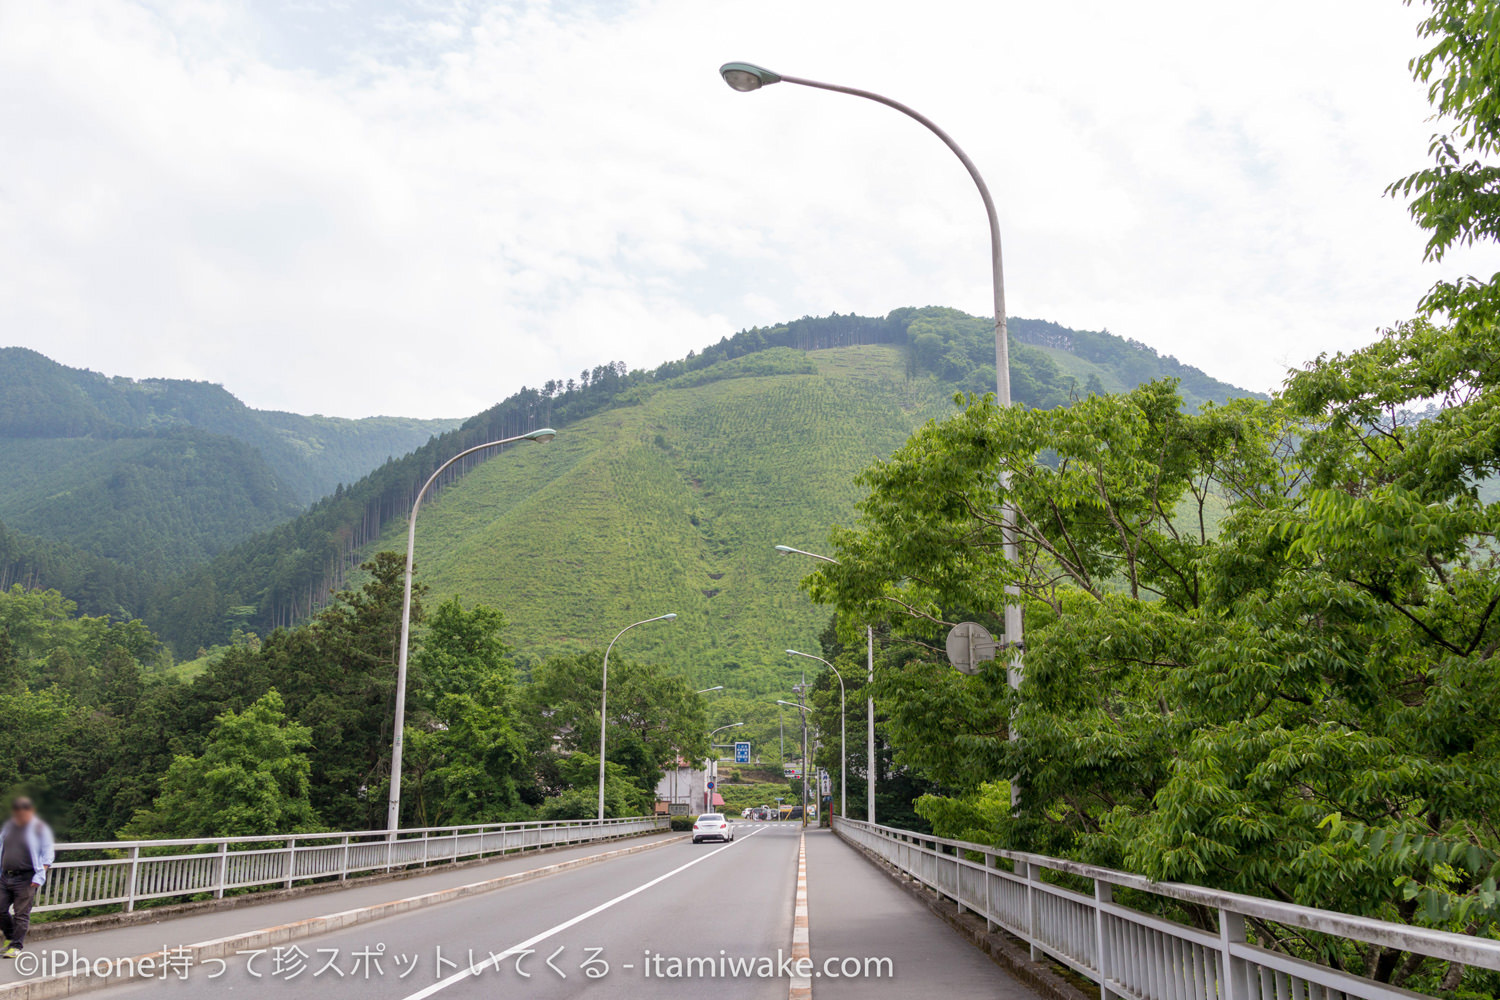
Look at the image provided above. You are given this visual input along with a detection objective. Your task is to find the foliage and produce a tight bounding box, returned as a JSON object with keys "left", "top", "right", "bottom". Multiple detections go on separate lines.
{"left": 537, "top": 754, "right": 652, "bottom": 820}
{"left": 523, "top": 649, "right": 709, "bottom": 802}
{"left": 807, "top": 365, "right": 1500, "bottom": 989}
{"left": 121, "top": 690, "right": 319, "bottom": 839}
{"left": 402, "top": 599, "right": 529, "bottom": 826}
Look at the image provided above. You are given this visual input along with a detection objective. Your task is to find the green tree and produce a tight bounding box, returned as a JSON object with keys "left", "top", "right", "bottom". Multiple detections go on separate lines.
{"left": 0, "top": 627, "right": 20, "bottom": 695}
{"left": 536, "top": 753, "right": 652, "bottom": 820}
{"left": 523, "top": 650, "right": 707, "bottom": 804}
{"left": 122, "top": 690, "right": 319, "bottom": 838}
{"left": 402, "top": 598, "right": 527, "bottom": 826}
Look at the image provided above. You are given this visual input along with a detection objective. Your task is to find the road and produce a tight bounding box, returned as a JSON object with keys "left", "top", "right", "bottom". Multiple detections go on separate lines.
{"left": 11, "top": 823, "right": 1042, "bottom": 1000}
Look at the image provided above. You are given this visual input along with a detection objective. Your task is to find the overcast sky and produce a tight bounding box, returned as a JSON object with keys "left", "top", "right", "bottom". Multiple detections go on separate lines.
{"left": 1, "top": 1, "right": 1488, "bottom": 418}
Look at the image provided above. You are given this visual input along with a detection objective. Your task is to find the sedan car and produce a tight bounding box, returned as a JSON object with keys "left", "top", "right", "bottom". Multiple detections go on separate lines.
{"left": 692, "top": 813, "right": 734, "bottom": 843}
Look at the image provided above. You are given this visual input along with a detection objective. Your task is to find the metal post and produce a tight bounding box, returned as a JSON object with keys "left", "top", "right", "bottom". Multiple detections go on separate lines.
{"left": 801, "top": 694, "right": 809, "bottom": 828}
{"left": 126, "top": 845, "right": 141, "bottom": 911}
{"left": 868, "top": 625, "right": 876, "bottom": 824}
{"left": 283, "top": 837, "right": 297, "bottom": 890}
{"left": 387, "top": 429, "right": 555, "bottom": 833}
{"left": 984, "top": 852, "right": 997, "bottom": 932}
{"left": 339, "top": 835, "right": 350, "bottom": 881}
{"left": 1025, "top": 860, "right": 1041, "bottom": 959}
{"left": 1095, "top": 880, "right": 1114, "bottom": 1000}
{"left": 1218, "top": 909, "right": 1251, "bottom": 1000}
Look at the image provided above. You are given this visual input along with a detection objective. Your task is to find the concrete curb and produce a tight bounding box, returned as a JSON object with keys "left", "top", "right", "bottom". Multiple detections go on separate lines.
{"left": 28, "top": 830, "right": 669, "bottom": 943}
{"left": 2, "top": 833, "right": 687, "bottom": 1000}
{"left": 833, "top": 829, "right": 1092, "bottom": 1000}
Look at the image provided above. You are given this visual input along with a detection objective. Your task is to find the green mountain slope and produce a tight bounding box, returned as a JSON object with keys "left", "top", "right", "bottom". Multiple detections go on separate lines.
{"left": 0, "top": 348, "right": 459, "bottom": 502}
{"left": 0, "top": 348, "right": 460, "bottom": 582}
{"left": 368, "top": 345, "right": 949, "bottom": 692}
{"left": 156, "top": 308, "right": 1254, "bottom": 656}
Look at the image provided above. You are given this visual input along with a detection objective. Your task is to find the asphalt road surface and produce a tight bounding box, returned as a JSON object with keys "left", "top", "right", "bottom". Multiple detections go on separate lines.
{"left": 19, "top": 823, "right": 1041, "bottom": 1000}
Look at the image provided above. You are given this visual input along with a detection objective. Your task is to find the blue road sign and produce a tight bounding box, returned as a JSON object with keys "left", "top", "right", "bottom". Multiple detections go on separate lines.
{"left": 734, "top": 741, "right": 750, "bottom": 764}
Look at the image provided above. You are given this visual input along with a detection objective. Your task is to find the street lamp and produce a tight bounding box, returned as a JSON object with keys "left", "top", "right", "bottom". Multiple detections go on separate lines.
{"left": 737, "top": 64, "right": 1025, "bottom": 806}
{"left": 696, "top": 686, "right": 725, "bottom": 694}
{"left": 775, "top": 543, "right": 878, "bottom": 825}
{"left": 387, "top": 427, "right": 556, "bottom": 833}
{"left": 599, "top": 613, "right": 677, "bottom": 821}
{"left": 788, "top": 649, "right": 845, "bottom": 820}
{"left": 705, "top": 722, "right": 745, "bottom": 814}
{"left": 775, "top": 698, "right": 811, "bottom": 827}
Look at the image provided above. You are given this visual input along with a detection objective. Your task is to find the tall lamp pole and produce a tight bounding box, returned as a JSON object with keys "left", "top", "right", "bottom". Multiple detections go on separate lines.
{"left": 787, "top": 649, "right": 845, "bottom": 820}
{"left": 735, "top": 62, "right": 1024, "bottom": 806}
{"left": 599, "top": 613, "right": 677, "bottom": 821}
{"left": 776, "top": 698, "right": 811, "bottom": 827}
{"left": 775, "top": 544, "right": 877, "bottom": 824}
{"left": 387, "top": 427, "right": 556, "bottom": 833}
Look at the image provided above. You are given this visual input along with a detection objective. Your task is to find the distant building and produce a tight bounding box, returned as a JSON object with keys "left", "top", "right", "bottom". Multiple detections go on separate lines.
{"left": 654, "top": 760, "right": 722, "bottom": 813}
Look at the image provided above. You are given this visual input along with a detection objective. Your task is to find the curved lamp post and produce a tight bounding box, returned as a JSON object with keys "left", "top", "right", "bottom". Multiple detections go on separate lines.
{"left": 599, "top": 613, "right": 677, "bottom": 820}
{"left": 775, "top": 543, "right": 877, "bottom": 824}
{"left": 736, "top": 62, "right": 1025, "bottom": 804}
{"left": 787, "top": 649, "right": 845, "bottom": 820}
{"left": 387, "top": 427, "right": 557, "bottom": 832}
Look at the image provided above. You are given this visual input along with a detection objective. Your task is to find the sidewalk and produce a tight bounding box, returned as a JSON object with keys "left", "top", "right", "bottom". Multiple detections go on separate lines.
{"left": 803, "top": 828, "right": 1042, "bottom": 999}
{"left": 0, "top": 831, "right": 678, "bottom": 986}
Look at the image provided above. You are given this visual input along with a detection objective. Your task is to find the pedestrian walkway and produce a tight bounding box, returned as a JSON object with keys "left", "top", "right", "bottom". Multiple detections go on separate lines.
{"left": 0, "top": 831, "right": 678, "bottom": 987}
{"left": 802, "top": 828, "right": 1042, "bottom": 999}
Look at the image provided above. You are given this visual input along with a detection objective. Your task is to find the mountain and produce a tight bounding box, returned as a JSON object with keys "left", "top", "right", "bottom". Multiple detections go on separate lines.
{"left": 154, "top": 308, "right": 1254, "bottom": 663}
{"left": 0, "top": 347, "right": 459, "bottom": 581}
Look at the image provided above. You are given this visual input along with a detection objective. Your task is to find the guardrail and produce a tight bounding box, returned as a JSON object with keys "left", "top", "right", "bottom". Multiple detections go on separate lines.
{"left": 834, "top": 817, "right": 1500, "bottom": 1000}
{"left": 37, "top": 815, "right": 668, "bottom": 914}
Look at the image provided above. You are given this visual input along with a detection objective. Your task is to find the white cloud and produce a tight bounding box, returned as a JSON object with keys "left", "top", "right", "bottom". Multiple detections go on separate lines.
{"left": 0, "top": 0, "right": 1491, "bottom": 417}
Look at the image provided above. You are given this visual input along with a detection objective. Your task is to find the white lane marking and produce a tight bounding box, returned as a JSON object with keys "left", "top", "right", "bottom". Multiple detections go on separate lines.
{"left": 397, "top": 826, "right": 763, "bottom": 1000}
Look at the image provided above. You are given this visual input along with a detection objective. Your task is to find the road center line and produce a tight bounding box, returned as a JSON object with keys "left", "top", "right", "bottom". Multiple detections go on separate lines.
{"left": 790, "top": 831, "right": 811, "bottom": 1000}
{"left": 397, "top": 826, "right": 763, "bottom": 1000}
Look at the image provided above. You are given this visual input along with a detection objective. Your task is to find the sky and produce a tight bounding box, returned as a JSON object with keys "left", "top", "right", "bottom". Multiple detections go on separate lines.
{"left": 0, "top": 0, "right": 1490, "bottom": 419}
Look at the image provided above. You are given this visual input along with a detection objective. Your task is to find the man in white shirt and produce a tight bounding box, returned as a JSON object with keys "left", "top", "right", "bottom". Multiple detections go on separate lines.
{"left": 0, "top": 797, "right": 54, "bottom": 959}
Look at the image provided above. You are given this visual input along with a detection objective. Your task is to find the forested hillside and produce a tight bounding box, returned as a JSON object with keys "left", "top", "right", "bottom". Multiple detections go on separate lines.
{"left": 0, "top": 348, "right": 458, "bottom": 585}
{"left": 158, "top": 307, "right": 1252, "bottom": 658}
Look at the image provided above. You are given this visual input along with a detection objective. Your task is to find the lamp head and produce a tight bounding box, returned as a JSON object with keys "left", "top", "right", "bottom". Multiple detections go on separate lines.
{"left": 524, "top": 428, "right": 558, "bottom": 442}
{"left": 660, "top": 613, "right": 678, "bottom": 621}
{"left": 720, "top": 62, "right": 782, "bottom": 92}
{"left": 774, "top": 545, "right": 794, "bottom": 554}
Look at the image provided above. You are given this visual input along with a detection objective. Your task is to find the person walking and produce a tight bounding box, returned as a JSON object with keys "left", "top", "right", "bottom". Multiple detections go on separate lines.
{"left": 0, "top": 797, "right": 54, "bottom": 958}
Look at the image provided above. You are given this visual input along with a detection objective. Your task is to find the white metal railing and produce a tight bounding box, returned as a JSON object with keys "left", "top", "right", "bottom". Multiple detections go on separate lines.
{"left": 36, "top": 815, "right": 668, "bottom": 914}
{"left": 834, "top": 817, "right": 1500, "bottom": 1000}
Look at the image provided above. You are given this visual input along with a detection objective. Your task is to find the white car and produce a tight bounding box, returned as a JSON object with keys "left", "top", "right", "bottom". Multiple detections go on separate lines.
{"left": 692, "top": 813, "right": 734, "bottom": 843}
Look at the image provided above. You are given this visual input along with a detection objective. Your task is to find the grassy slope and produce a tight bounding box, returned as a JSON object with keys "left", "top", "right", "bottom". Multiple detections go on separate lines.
{"left": 362, "top": 345, "right": 949, "bottom": 695}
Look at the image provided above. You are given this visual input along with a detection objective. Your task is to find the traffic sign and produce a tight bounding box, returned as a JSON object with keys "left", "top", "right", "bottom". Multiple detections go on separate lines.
{"left": 946, "top": 621, "right": 998, "bottom": 675}
{"left": 734, "top": 741, "right": 750, "bottom": 764}
{"left": 707, "top": 781, "right": 715, "bottom": 789}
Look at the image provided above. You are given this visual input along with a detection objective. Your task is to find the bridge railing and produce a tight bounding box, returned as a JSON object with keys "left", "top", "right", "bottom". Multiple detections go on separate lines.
{"left": 37, "top": 815, "right": 668, "bottom": 915}
{"left": 833, "top": 817, "right": 1500, "bottom": 1000}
